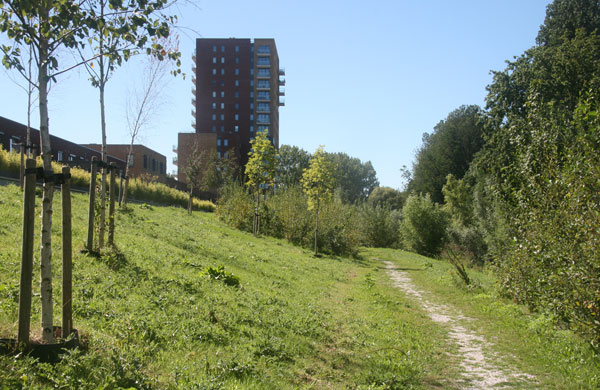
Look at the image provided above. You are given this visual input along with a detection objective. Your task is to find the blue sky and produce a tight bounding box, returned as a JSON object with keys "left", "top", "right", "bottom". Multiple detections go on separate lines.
{"left": 0, "top": 0, "right": 551, "bottom": 189}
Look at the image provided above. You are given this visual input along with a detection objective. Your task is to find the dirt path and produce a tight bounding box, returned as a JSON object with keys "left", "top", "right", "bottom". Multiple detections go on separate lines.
{"left": 383, "top": 261, "right": 537, "bottom": 389}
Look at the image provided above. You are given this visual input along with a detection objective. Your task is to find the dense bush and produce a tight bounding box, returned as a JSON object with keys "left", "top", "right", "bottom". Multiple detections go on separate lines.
{"left": 358, "top": 204, "right": 401, "bottom": 248}
{"left": 401, "top": 194, "right": 449, "bottom": 257}
{"left": 0, "top": 146, "right": 215, "bottom": 212}
{"left": 216, "top": 182, "right": 254, "bottom": 231}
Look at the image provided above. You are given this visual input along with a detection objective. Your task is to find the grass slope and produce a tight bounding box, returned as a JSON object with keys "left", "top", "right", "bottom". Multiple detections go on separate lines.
{"left": 0, "top": 184, "right": 453, "bottom": 389}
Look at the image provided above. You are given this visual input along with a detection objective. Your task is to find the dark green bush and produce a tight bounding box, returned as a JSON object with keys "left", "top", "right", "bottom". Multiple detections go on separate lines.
{"left": 358, "top": 204, "right": 401, "bottom": 248}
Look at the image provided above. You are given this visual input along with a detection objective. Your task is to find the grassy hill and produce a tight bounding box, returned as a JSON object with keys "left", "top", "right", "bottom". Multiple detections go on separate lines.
{"left": 0, "top": 184, "right": 451, "bottom": 388}
{"left": 1, "top": 183, "right": 598, "bottom": 389}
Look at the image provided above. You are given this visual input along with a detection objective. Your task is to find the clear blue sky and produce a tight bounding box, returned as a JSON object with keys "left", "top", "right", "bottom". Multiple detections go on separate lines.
{"left": 0, "top": 0, "right": 551, "bottom": 189}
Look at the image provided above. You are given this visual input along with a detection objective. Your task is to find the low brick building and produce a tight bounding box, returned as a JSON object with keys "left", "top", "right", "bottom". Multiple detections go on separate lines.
{"left": 0, "top": 116, "right": 125, "bottom": 171}
{"left": 82, "top": 144, "right": 167, "bottom": 179}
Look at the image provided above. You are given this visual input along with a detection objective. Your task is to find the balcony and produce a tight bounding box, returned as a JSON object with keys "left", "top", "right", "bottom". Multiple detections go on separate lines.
{"left": 172, "top": 156, "right": 178, "bottom": 166}
{"left": 278, "top": 77, "right": 285, "bottom": 86}
{"left": 279, "top": 87, "right": 285, "bottom": 96}
{"left": 256, "top": 119, "right": 271, "bottom": 125}
{"left": 191, "top": 121, "right": 196, "bottom": 129}
{"left": 192, "top": 108, "right": 196, "bottom": 116}
{"left": 279, "top": 98, "right": 285, "bottom": 107}
{"left": 192, "top": 76, "right": 196, "bottom": 83}
{"left": 192, "top": 55, "right": 196, "bottom": 62}
{"left": 172, "top": 145, "right": 177, "bottom": 153}
{"left": 256, "top": 107, "right": 270, "bottom": 114}
{"left": 192, "top": 97, "right": 196, "bottom": 105}
{"left": 192, "top": 65, "right": 196, "bottom": 73}
{"left": 279, "top": 68, "right": 285, "bottom": 76}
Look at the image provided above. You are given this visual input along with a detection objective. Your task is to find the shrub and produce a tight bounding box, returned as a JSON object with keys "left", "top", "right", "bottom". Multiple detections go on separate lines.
{"left": 401, "top": 193, "right": 449, "bottom": 257}
{"left": 202, "top": 265, "right": 240, "bottom": 287}
{"left": 216, "top": 182, "right": 254, "bottom": 232}
{"left": 358, "top": 204, "right": 400, "bottom": 248}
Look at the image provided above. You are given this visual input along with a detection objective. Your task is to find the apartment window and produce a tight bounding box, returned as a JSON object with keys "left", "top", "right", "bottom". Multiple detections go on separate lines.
{"left": 212, "top": 57, "right": 217, "bottom": 63}
{"left": 235, "top": 80, "right": 239, "bottom": 87}
{"left": 212, "top": 103, "right": 216, "bottom": 109}
{"left": 250, "top": 114, "right": 254, "bottom": 121}
{"left": 258, "top": 125, "right": 269, "bottom": 132}
{"left": 234, "top": 125, "right": 239, "bottom": 133}
{"left": 221, "top": 56, "right": 225, "bottom": 64}
{"left": 235, "top": 45, "right": 239, "bottom": 52}
{"left": 217, "top": 138, "right": 221, "bottom": 146}
{"left": 250, "top": 91, "right": 254, "bottom": 98}
{"left": 69, "top": 154, "right": 76, "bottom": 161}
{"left": 220, "top": 102, "right": 225, "bottom": 109}
{"left": 235, "top": 91, "right": 239, "bottom": 98}
{"left": 257, "top": 57, "right": 270, "bottom": 66}
{"left": 57, "top": 151, "right": 64, "bottom": 162}
{"left": 127, "top": 155, "right": 133, "bottom": 167}
{"left": 235, "top": 68, "right": 239, "bottom": 75}
{"left": 258, "top": 45, "right": 270, "bottom": 54}
{"left": 234, "top": 114, "right": 239, "bottom": 121}
{"left": 220, "top": 91, "right": 225, "bottom": 98}
{"left": 234, "top": 103, "right": 239, "bottom": 109}
{"left": 212, "top": 45, "right": 217, "bottom": 52}
{"left": 220, "top": 126, "right": 225, "bottom": 132}
{"left": 250, "top": 125, "right": 254, "bottom": 133}
{"left": 218, "top": 151, "right": 221, "bottom": 158}
{"left": 212, "top": 114, "right": 216, "bottom": 120}
{"left": 224, "top": 139, "right": 228, "bottom": 146}
{"left": 235, "top": 57, "right": 239, "bottom": 64}
{"left": 250, "top": 80, "right": 254, "bottom": 87}
{"left": 258, "top": 79, "right": 270, "bottom": 88}
{"left": 257, "top": 114, "right": 270, "bottom": 124}
{"left": 221, "top": 45, "right": 225, "bottom": 52}
{"left": 152, "top": 158, "right": 157, "bottom": 172}
{"left": 211, "top": 80, "right": 216, "bottom": 86}
{"left": 212, "top": 68, "right": 216, "bottom": 75}
{"left": 220, "top": 80, "right": 225, "bottom": 86}
{"left": 160, "top": 162, "right": 164, "bottom": 174}
{"left": 220, "top": 68, "right": 225, "bottom": 75}
{"left": 212, "top": 91, "right": 216, "bottom": 98}
{"left": 250, "top": 68, "right": 254, "bottom": 76}
{"left": 211, "top": 125, "right": 217, "bottom": 132}
{"left": 250, "top": 103, "right": 254, "bottom": 110}
{"left": 257, "top": 91, "right": 270, "bottom": 100}
{"left": 258, "top": 102, "right": 270, "bottom": 112}
{"left": 143, "top": 154, "right": 148, "bottom": 168}
{"left": 257, "top": 68, "right": 270, "bottom": 77}
{"left": 220, "top": 114, "right": 225, "bottom": 120}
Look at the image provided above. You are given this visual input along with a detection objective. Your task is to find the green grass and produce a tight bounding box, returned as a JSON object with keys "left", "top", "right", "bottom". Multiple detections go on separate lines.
{"left": 1, "top": 183, "right": 598, "bottom": 389}
{"left": 365, "top": 247, "right": 600, "bottom": 389}
{"left": 0, "top": 184, "right": 455, "bottom": 389}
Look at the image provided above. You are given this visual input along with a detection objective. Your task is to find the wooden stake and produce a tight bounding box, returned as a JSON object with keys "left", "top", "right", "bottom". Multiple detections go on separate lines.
{"left": 19, "top": 143, "right": 25, "bottom": 190}
{"left": 87, "top": 157, "right": 97, "bottom": 252}
{"left": 108, "top": 163, "right": 116, "bottom": 246}
{"left": 61, "top": 166, "right": 73, "bottom": 337}
{"left": 17, "top": 159, "right": 36, "bottom": 346}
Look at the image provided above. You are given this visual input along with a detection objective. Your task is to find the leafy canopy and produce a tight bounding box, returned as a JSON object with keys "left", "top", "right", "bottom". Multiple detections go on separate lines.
{"left": 301, "top": 146, "right": 336, "bottom": 211}
{"left": 245, "top": 130, "right": 278, "bottom": 191}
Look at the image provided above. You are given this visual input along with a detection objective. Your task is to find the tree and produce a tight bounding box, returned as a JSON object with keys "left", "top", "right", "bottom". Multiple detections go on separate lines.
{"left": 401, "top": 193, "right": 449, "bottom": 258}
{"left": 301, "top": 146, "right": 336, "bottom": 256}
{"left": 367, "top": 186, "right": 406, "bottom": 211}
{"left": 278, "top": 144, "right": 311, "bottom": 187}
{"left": 122, "top": 36, "right": 179, "bottom": 207}
{"left": 407, "top": 105, "right": 485, "bottom": 203}
{"left": 245, "top": 131, "right": 278, "bottom": 235}
{"left": 328, "top": 152, "right": 378, "bottom": 204}
{"left": 184, "top": 145, "right": 219, "bottom": 215}
{"left": 0, "top": 0, "right": 100, "bottom": 343}
{"left": 79, "top": 0, "right": 179, "bottom": 247}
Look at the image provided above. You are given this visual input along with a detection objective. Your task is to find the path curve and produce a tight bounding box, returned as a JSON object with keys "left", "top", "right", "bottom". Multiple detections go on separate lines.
{"left": 383, "top": 260, "right": 536, "bottom": 389}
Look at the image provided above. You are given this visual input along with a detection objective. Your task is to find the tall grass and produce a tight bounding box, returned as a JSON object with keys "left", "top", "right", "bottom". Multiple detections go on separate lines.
{"left": 0, "top": 146, "right": 214, "bottom": 212}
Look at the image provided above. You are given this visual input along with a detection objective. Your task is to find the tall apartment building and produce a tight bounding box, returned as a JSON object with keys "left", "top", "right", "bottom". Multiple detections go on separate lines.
{"left": 176, "top": 38, "right": 284, "bottom": 184}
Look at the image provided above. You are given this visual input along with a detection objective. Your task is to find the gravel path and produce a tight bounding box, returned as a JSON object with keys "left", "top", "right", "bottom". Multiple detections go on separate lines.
{"left": 383, "top": 261, "right": 537, "bottom": 389}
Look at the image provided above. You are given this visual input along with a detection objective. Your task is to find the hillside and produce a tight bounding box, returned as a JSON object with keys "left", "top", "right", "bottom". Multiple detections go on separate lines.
{"left": 0, "top": 183, "right": 598, "bottom": 389}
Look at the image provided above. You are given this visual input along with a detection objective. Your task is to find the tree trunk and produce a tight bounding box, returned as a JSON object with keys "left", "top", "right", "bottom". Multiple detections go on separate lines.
{"left": 121, "top": 144, "right": 133, "bottom": 206}
{"left": 188, "top": 184, "right": 193, "bottom": 215}
{"left": 38, "top": 25, "right": 54, "bottom": 344}
{"left": 314, "top": 206, "right": 319, "bottom": 256}
{"left": 98, "top": 72, "right": 107, "bottom": 249}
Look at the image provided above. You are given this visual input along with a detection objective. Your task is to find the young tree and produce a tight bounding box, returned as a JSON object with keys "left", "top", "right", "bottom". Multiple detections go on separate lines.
{"left": 183, "top": 144, "right": 219, "bottom": 215}
{"left": 122, "top": 36, "right": 179, "bottom": 207}
{"left": 0, "top": 0, "right": 96, "bottom": 343}
{"left": 79, "top": 0, "right": 179, "bottom": 248}
{"left": 245, "top": 130, "right": 278, "bottom": 235}
{"left": 301, "top": 146, "right": 336, "bottom": 256}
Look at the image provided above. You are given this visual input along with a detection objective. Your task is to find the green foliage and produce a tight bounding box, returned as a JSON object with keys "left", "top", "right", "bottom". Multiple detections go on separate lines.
{"left": 408, "top": 105, "right": 485, "bottom": 203}
{"left": 401, "top": 193, "right": 449, "bottom": 257}
{"left": 216, "top": 181, "right": 254, "bottom": 231}
{"left": 367, "top": 186, "right": 406, "bottom": 210}
{"left": 245, "top": 131, "right": 278, "bottom": 191}
{"left": 328, "top": 151, "right": 379, "bottom": 204}
{"left": 358, "top": 203, "right": 401, "bottom": 248}
{"left": 301, "top": 146, "right": 336, "bottom": 212}
{"left": 202, "top": 265, "right": 240, "bottom": 287}
{"left": 277, "top": 144, "right": 311, "bottom": 187}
